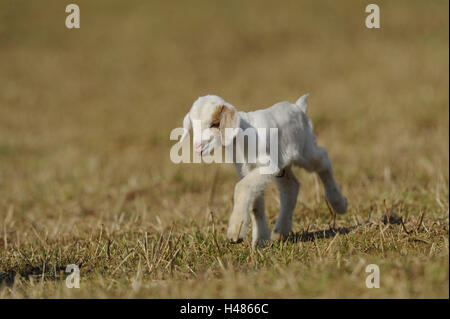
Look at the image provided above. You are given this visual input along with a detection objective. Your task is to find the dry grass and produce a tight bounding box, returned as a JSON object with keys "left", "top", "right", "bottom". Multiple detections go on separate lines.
{"left": 0, "top": 0, "right": 448, "bottom": 298}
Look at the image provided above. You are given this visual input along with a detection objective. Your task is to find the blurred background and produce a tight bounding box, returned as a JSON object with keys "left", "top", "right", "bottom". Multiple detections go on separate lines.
{"left": 0, "top": 0, "right": 448, "bottom": 298}
{"left": 1, "top": 0, "right": 448, "bottom": 215}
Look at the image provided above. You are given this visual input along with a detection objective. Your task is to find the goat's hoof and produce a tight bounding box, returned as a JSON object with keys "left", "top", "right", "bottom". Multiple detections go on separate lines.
{"left": 227, "top": 229, "right": 244, "bottom": 244}
{"left": 227, "top": 221, "right": 245, "bottom": 243}
{"left": 228, "top": 237, "right": 243, "bottom": 244}
{"left": 252, "top": 238, "right": 271, "bottom": 248}
{"left": 329, "top": 196, "right": 347, "bottom": 215}
{"left": 270, "top": 231, "right": 290, "bottom": 242}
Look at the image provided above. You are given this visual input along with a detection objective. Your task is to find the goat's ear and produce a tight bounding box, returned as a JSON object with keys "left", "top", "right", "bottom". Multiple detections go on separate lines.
{"left": 219, "top": 105, "right": 240, "bottom": 146}
{"left": 179, "top": 112, "right": 192, "bottom": 144}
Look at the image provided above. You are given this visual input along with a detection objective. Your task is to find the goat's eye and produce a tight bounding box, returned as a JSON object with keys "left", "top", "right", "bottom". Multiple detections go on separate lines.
{"left": 210, "top": 122, "right": 220, "bottom": 128}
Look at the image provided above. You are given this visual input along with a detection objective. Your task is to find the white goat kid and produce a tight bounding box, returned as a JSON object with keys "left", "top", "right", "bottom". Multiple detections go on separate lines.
{"left": 179, "top": 94, "right": 347, "bottom": 247}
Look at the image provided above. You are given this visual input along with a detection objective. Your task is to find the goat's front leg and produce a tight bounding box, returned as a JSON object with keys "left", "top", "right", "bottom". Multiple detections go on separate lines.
{"left": 227, "top": 169, "right": 273, "bottom": 243}
{"left": 250, "top": 195, "right": 271, "bottom": 247}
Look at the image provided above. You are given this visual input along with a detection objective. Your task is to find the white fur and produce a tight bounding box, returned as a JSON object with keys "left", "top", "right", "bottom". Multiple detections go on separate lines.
{"left": 180, "top": 94, "right": 347, "bottom": 247}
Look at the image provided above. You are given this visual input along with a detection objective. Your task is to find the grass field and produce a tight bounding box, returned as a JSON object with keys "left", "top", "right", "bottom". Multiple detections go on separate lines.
{"left": 0, "top": 0, "right": 448, "bottom": 298}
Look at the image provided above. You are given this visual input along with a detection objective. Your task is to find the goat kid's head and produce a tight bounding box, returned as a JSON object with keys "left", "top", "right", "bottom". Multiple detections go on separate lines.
{"left": 179, "top": 95, "right": 241, "bottom": 156}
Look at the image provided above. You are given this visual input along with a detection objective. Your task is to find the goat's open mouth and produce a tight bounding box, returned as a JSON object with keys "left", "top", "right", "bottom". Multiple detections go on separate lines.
{"left": 194, "top": 147, "right": 205, "bottom": 156}
{"left": 200, "top": 145, "right": 212, "bottom": 156}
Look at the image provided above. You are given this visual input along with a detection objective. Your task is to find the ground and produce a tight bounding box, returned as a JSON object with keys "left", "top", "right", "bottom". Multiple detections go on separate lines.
{"left": 0, "top": 0, "right": 448, "bottom": 298}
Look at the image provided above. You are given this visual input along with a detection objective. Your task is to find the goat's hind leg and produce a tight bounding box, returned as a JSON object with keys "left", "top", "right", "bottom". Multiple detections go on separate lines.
{"left": 271, "top": 167, "right": 300, "bottom": 241}
{"left": 306, "top": 146, "right": 347, "bottom": 214}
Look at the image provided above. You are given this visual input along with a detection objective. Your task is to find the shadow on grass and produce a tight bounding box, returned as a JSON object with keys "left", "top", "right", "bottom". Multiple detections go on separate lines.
{"left": 290, "top": 225, "right": 358, "bottom": 243}
{"left": 0, "top": 265, "right": 67, "bottom": 287}
{"left": 289, "top": 210, "right": 404, "bottom": 243}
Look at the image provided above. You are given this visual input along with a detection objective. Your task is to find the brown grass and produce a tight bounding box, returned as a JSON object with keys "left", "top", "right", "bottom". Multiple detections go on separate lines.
{"left": 0, "top": 0, "right": 448, "bottom": 298}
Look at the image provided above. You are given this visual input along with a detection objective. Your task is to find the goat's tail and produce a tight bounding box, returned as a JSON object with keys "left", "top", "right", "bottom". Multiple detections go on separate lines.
{"left": 295, "top": 93, "right": 309, "bottom": 113}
